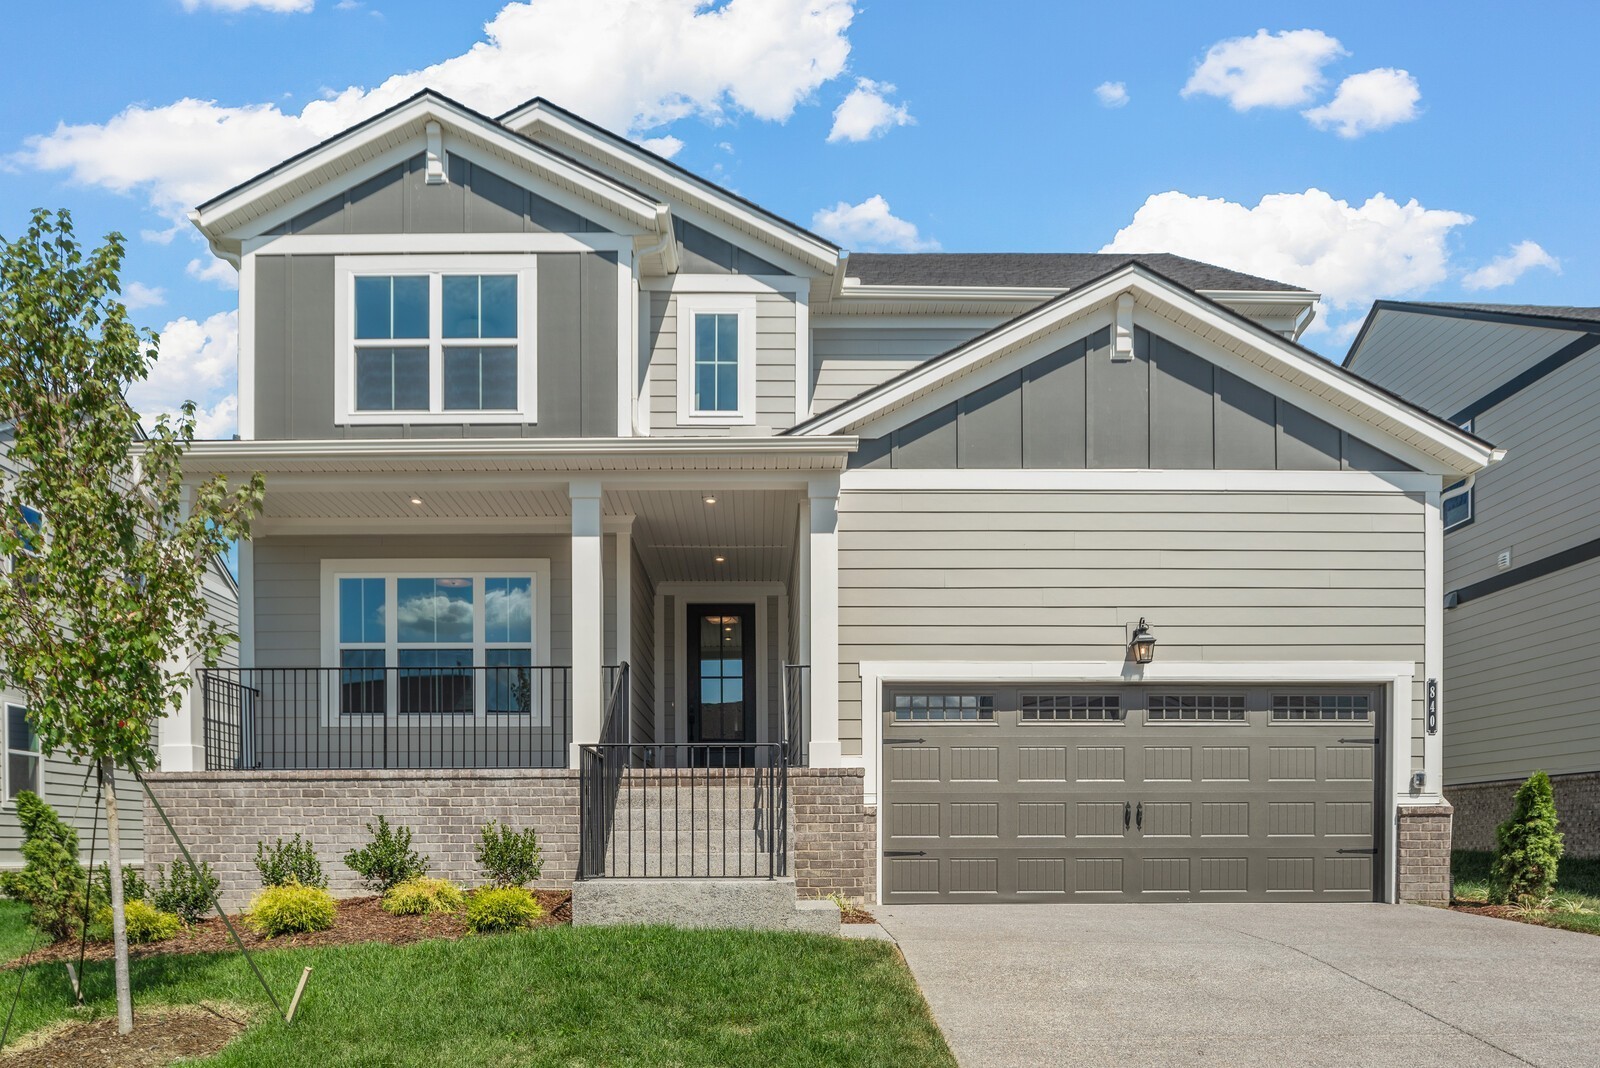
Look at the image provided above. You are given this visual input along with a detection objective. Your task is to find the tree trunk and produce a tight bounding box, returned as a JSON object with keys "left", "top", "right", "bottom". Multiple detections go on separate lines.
{"left": 101, "top": 757, "right": 133, "bottom": 1034}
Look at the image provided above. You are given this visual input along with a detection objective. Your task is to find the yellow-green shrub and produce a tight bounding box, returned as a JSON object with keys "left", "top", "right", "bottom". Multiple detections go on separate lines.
{"left": 465, "top": 886, "right": 542, "bottom": 933}
{"left": 246, "top": 883, "right": 337, "bottom": 937}
{"left": 91, "top": 900, "right": 181, "bottom": 944}
{"left": 382, "top": 876, "right": 465, "bottom": 916}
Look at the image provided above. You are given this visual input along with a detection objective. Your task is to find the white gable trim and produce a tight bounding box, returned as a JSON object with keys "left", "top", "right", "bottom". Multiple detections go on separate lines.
{"left": 795, "top": 265, "right": 1500, "bottom": 477}
{"left": 504, "top": 102, "right": 840, "bottom": 277}
{"left": 192, "top": 95, "right": 664, "bottom": 254}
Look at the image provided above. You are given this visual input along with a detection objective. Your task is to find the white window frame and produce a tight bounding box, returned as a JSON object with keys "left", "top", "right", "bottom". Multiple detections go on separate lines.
{"left": 4, "top": 702, "right": 39, "bottom": 804}
{"left": 319, "top": 558, "right": 553, "bottom": 724}
{"left": 1442, "top": 418, "right": 1475, "bottom": 532}
{"left": 333, "top": 255, "right": 538, "bottom": 425}
{"left": 675, "top": 293, "right": 758, "bottom": 426}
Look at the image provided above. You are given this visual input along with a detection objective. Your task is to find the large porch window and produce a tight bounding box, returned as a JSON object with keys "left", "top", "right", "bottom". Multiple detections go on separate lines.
{"left": 325, "top": 561, "right": 549, "bottom": 720}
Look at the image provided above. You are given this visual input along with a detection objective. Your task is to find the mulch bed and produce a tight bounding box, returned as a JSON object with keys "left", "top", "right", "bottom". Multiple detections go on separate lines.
{"left": 0, "top": 1004, "right": 247, "bottom": 1067}
{"left": 8, "top": 890, "right": 572, "bottom": 970}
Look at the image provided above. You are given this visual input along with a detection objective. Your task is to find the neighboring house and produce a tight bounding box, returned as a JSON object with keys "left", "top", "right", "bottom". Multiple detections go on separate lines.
{"left": 0, "top": 434, "right": 241, "bottom": 871}
{"left": 147, "top": 89, "right": 1498, "bottom": 910}
{"left": 1348, "top": 301, "right": 1600, "bottom": 857}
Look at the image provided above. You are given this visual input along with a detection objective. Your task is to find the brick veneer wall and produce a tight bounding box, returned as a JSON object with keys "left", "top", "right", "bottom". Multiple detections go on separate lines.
{"left": 145, "top": 766, "right": 878, "bottom": 909}
{"left": 1448, "top": 771, "right": 1600, "bottom": 858}
{"left": 143, "top": 769, "right": 580, "bottom": 908}
{"left": 1396, "top": 802, "right": 1453, "bottom": 903}
{"left": 789, "top": 768, "right": 874, "bottom": 902}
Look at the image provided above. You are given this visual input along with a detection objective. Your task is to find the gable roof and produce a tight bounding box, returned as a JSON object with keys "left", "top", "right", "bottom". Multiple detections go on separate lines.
{"left": 498, "top": 96, "right": 841, "bottom": 276}
{"left": 791, "top": 260, "right": 1499, "bottom": 478}
{"left": 845, "top": 253, "right": 1308, "bottom": 294}
{"left": 190, "top": 90, "right": 668, "bottom": 257}
{"left": 1344, "top": 300, "right": 1600, "bottom": 370}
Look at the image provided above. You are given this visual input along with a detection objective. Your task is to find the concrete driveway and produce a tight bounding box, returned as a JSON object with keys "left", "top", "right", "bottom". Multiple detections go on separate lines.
{"left": 876, "top": 903, "right": 1600, "bottom": 1068}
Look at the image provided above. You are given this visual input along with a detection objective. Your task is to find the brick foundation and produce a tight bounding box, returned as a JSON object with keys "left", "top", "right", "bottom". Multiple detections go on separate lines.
{"left": 1448, "top": 771, "right": 1600, "bottom": 858}
{"left": 144, "top": 769, "right": 581, "bottom": 908}
{"left": 1396, "top": 803, "right": 1453, "bottom": 903}
{"left": 789, "top": 768, "right": 875, "bottom": 902}
{"left": 144, "top": 766, "right": 877, "bottom": 909}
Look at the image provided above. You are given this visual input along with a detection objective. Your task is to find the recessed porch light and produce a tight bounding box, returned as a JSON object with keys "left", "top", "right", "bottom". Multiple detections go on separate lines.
{"left": 703, "top": 495, "right": 717, "bottom": 505}
{"left": 714, "top": 555, "right": 726, "bottom": 563}
{"left": 409, "top": 496, "right": 424, "bottom": 506}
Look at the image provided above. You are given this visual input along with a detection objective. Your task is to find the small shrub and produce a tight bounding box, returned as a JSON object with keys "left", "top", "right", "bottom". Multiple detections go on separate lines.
{"left": 382, "top": 876, "right": 465, "bottom": 917}
{"left": 1490, "top": 770, "right": 1565, "bottom": 905}
{"left": 255, "top": 834, "right": 326, "bottom": 889}
{"left": 465, "top": 886, "right": 542, "bottom": 933}
{"left": 246, "top": 883, "right": 337, "bottom": 937}
{"left": 150, "top": 860, "right": 222, "bottom": 926}
{"left": 0, "top": 791, "right": 94, "bottom": 941}
{"left": 343, "top": 815, "right": 428, "bottom": 894}
{"left": 97, "top": 863, "right": 148, "bottom": 905}
{"left": 93, "top": 900, "right": 181, "bottom": 944}
{"left": 475, "top": 820, "right": 543, "bottom": 888}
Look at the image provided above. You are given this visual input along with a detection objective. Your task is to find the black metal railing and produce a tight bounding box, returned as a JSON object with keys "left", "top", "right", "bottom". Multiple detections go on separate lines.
{"left": 199, "top": 666, "right": 572, "bottom": 771}
{"left": 782, "top": 663, "right": 809, "bottom": 767}
{"left": 600, "top": 663, "right": 630, "bottom": 746}
{"left": 579, "top": 743, "right": 788, "bottom": 879}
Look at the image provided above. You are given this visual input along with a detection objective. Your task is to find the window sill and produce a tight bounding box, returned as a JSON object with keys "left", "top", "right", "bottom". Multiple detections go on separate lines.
{"left": 337, "top": 411, "right": 536, "bottom": 426}
{"left": 678, "top": 411, "right": 757, "bottom": 427}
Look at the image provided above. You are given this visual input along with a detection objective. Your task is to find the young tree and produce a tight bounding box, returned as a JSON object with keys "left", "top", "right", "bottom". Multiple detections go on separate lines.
{"left": 1489, "top": 770, "right": 1565, "bottom": 906}
{"left": 0, "top": 209, "right": 263, "bottom": 1032}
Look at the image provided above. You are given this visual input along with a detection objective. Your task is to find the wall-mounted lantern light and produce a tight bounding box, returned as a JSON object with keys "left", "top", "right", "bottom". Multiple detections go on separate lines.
{"left": 1129, "top": 618, "right": 1157, "bottom": 665}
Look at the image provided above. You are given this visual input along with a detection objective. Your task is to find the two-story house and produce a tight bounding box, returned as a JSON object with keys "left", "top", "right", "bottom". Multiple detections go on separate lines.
{"left": 1349, "top": 301, "right": 1600, "bottom": 858}
{"left": 144, "top": 90, "right": 1498, "bottom": 912}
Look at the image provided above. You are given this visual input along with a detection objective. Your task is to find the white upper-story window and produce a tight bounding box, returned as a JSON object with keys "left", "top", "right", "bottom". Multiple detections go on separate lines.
{"left": 334, "top": 255, "right": 536, "bottom": 425}
{"left": 676, "top": 294, "right": 756, "bottom": 425}
{"left": 1443, "top": 418, "right": 1474, "bottom": 532}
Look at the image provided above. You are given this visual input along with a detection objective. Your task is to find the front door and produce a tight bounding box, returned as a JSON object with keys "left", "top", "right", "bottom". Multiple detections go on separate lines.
{"left": 687, "top": 603, "right": 757, "bottom": 754}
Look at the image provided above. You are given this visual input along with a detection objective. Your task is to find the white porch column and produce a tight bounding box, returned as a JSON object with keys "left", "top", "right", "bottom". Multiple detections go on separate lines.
{"left": 570, "top": 480, "right": 605, "bottom": 765}
{"left": 1421, "top": 487, "right": 1445, "bottom": 801}
{"left": 157, "top": 654, "right": 202, "bottom": 772}
{"left": 807, "top": 475, "right": 842, "bottom": 766}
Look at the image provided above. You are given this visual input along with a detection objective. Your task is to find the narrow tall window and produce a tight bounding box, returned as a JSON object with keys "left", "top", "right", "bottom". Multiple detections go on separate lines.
{"left": 693, "top": 312, "right": 740, "bottom": 414}
{"left": 5, "top": 705, "right": 39, "bottom": 801}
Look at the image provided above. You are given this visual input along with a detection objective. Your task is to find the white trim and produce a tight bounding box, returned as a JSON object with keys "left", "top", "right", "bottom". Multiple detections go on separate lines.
{"left": 840, "top": 467, "right": 1440, "bottom": 494}
{"left": 794, "top": 288, "right": 811, "bottom": 426}
{"left": 257, "top": 515, "right": 636, "bottom": 537}
{"left": 570, "top": 482, "right": 605, "bottom": 760}
{"left": 1422, "top": 490, "right": 1444, "bottom": 802}
{"left": 195, "top": 96, "right": 662, "bottom": 244}
{"left": 238, "top": 251, "right": 257, "bottom": 439}
{"left": 614, "top": 523, "right": 633, "bottom": 687}
{"left": 246, "top": 232, "right": 633, "bottom": 257}
{"left": 807, "top": 476, "right": 841, "bottom": 767}
{"left": 641, "top": 274, "right": 810, "bottom": 295}
{"left": 237, "top": 538, "right": 255, "bottom": 668}
{"left": 635, "top": 269, "right": 652, "bottom": 437}
{"left": 800, "top": 265, "right": 1499, "bottom": 476}
{"left": 657, "top": 581, "right": 785, "bottom": 747}
{"left": 616, "top": 250, "right": 634, "bottom": 437}
{"left": 423, "top": 120, "right": 446, "bottom": 184}
{"left": 332, "top": 254, "right": 537, "bottom": 426}
{"left": 810, "top": 314, "right": 1015, "bottom": 331}
{"left": 316, "top": 557, "right": 554, "bottom": 724}
{"left": 852, "top": 658, "right": 1414, "bottom": 906}
{"left": 674, "top": 294, "right": 758, "bottom": 426}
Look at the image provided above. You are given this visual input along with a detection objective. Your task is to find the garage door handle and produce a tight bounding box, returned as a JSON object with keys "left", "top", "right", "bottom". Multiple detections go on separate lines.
{"left": 884, "top": 850, "right": 927, "bottom": 857}
{"left": 1338, "top": 737, "right": 1379, "bottom": 745}
{"left": 1123, "top": 801, "right": 1131, "bottom": 830}
{"left": 1336, "top": 848, "right": 1378, "bottom": 855}
{"left": 883, "top": 738, "right": 926, "bottom": 746}
{"left": 1135, "top": 802, "right": 1143, "bottom": 831}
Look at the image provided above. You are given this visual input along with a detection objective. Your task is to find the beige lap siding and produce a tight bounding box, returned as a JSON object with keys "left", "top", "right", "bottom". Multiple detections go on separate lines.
{"left": 835, "top": 488, "right": 1428, "bottom": 764}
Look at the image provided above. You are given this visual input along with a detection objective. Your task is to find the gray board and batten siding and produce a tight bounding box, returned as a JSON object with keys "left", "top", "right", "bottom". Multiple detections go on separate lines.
{"left": 254, "top": 153, "right": 619, "bottom": 439}
{"left": 850, "top": 327, "right": 1415, "bottom": 472}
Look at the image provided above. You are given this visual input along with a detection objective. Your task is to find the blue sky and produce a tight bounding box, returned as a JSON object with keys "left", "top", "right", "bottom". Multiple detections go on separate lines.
{"left": 2, "top": 0, "right": 1596, "bottom": 436}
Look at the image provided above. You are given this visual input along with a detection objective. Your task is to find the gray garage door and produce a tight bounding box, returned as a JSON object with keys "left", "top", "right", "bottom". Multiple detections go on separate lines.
{"left": 882, "top": 685, "right": 1383, "bottom": 903}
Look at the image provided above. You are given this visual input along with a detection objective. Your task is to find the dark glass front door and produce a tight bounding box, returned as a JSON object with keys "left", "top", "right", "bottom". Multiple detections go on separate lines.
{"left": 687, "top": 603, "right": 756, "bottom": 746}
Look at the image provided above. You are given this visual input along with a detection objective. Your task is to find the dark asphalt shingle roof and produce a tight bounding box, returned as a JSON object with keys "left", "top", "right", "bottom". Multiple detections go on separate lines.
{"left": 844, "top": 253, "right": 1307, "bottom": 293}
{"left": 1404, "top": 302, "right": 1600, "bottom": 326}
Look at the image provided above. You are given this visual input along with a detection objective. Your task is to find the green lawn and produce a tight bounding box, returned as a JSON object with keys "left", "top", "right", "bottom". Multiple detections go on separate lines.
{"left": 0, "top": 903, "right": 953, "bottom": 1067}
{"left": 1451, "top": 850, "right": 1600, "bottom": 935}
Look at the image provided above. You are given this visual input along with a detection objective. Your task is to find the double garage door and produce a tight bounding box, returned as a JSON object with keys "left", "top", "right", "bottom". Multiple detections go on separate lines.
{"left": 882, "top": 684, "right": 1384, "bottom": 903}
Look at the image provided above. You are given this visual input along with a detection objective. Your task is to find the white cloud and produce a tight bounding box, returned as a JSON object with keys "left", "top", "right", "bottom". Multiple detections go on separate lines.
{"left": 17, "top": 0, "right": 859, "bottom": 222}
{"left": 1182, "top": 29, "right": 1346, "bottom": 110}
{"left": 638, "top": 135, "right": 684, "bottom": 159}
{"left": 1303, "top": 68, "right": 1421, "bottom": 137}
{"left": 1462, "top": 240, "right": 1560, "bottom": 291}
{"left": 827, "top": 78, "right": 913, "bottom": 143}
{"left": 181, "top": 0, "right": 315, "bottom": 11}
{"left": 121, "top": 282, "right": 166, "bottom": 310}
{"left": 812, "top": 195, "right": 938, "bottom": 252}
{"left": 128, "top": 311, "right": 239, "bottom": 439}
{"left": 1102, "top": 188, "right": 1474, "bottom": 336}
{"left": 187, "top": 256, "right": 239, "bottom": 290}
{"left": 1094, "top": 81, "right": 1129, "bottom": 108}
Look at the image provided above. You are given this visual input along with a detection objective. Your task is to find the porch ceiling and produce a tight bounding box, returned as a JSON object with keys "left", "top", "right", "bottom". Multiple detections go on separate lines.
{"left": 611, "top": 489, "right": 801, "bottom": 585}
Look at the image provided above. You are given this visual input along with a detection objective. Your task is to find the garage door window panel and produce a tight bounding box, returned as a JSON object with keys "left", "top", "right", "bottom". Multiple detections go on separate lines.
{"left": 1021, "top": 694, "right": 1124, "bottom": 722}
{"left": 1271, "top": 694, "right": 1372, "bottom": 723}
{"left": 1147, "top": 694, "right": 1246, "bottom": 723}
{"left": 893, "top": 694, "right": 995, "bottom": 722}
